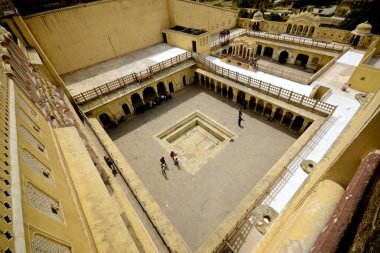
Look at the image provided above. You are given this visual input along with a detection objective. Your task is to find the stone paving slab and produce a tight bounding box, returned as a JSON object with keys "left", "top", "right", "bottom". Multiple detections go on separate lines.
{"left": 107, "top": 85, "right": 300, "bottom": 251}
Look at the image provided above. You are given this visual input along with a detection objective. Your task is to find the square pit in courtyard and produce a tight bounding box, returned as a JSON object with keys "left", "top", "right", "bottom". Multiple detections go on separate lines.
{"left": 156, "top": 111, "right": 238, "bottom": 174}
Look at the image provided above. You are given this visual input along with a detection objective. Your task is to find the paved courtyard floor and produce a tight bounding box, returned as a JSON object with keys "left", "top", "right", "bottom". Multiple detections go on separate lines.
{"left": 107, "top": 85, "right": 299, "bottom": 251}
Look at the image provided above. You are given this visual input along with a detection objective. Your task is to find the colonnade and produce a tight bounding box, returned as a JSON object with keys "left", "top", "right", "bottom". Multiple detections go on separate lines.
{"left": 286, "top": 24, "right": 315, "bottom": 37}
{"left": 97, "top": 75, "right": 190, "bottom": 127}
{"left": 196, "top": 72, "right": 312, "bottom": 133}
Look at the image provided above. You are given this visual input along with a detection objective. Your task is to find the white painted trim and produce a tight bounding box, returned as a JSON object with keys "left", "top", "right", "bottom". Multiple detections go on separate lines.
{"left": 9, "top": 81, "right": 27, "bottom": 253}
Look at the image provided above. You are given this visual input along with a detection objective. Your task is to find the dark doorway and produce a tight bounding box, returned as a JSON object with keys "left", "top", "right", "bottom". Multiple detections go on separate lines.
{"left": 162, "top": 33, "right": 167, "bottom": 43}
{"left": 143, "top": 87, "right": 157, "bottom": 103}
{"left": 237, "top": 91, "right": 245, "bottom": 105}
{"left": 263, "top": 47, "right": 274, "bottom": 58}
{"left": 227, "top": 87, "right": 234, "bottom": 100}
{"left": 222, "top": 86, "right": 227, "bottom": 97}
{"left": 286, "top": 24, "right": 291, "bottom": 33}
{"left": 131, "top": 93, "right": 143, "bottom": 110}
{"left": 169, "top": 82, "right": 174, "bottom": 93}
{"left": 194, "top": 73, "right": 199, "bottom": 84}
{"left": 157, "top": 82, "right": 167, "bottom": 95}
{"left": 122, "top": 104, "right": 131, "bottom": 116}
{"left": 256, "top": 45, "right": 262, "bottom": 56}
{"left": 256, "top": 100, "right": 264, "bottom": 114}
{"left": 295, "top": 54, "right": 309, "bottom": 67}
{"left": 192, "top": 40, "right": 197, "bottom": 52}
{"left": 279, "top": 51, "right": 289, "bottom": 64}
{"left": 249, "top": 96, "right": 256, "bottom": 109}
{"left": 99, "top": 113, "right": 112, "bottom": 127}
{"left": 352, "top": 36, "right": 360, "bottom": 47}
{"left": 273, "top": 108, "right": 283, "bottom": 122}
{"left": 217, "top": 84, "right": 222, "bottom": 94}
{"left": 200, "top": 75, "right": 205, "bottom": 85}
{"left": 291, "top": 116, "right": 304, "bottom": 131}
{"left": 282, "top": 112, "right": 293, "bottom": 127}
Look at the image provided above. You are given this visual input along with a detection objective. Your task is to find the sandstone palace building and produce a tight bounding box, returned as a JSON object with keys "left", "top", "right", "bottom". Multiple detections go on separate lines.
{"left": 0, "top": 0, "right": 379, "bottom": 252}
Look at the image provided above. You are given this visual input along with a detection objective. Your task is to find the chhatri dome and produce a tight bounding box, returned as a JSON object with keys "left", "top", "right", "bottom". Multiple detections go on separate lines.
{"left": 252, "top": 11, "right": 264, "bottom": 22}
{"left": 352, "top": 21, "right": 372, "bottom": 35}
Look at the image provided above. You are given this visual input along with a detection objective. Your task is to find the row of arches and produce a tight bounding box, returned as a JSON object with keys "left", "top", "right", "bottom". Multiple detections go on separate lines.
{"left": 223, "top": 44, "right": 311, "bottom": 67}
{"left": 286, "top": 24, "right": 315, "bottom": 37}
{"left": 98, "top": 75, "right": 191, "bottom": 127}
{"left": 195, "top": 72, "right": 312, "bottom": 132}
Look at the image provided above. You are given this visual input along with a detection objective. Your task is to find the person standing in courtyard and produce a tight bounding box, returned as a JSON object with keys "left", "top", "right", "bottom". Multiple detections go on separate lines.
{"left": 239, "top": 107, "right": 243, "bottom": 118}
{"left": 161, "top": 163, "right": 167, "bottom": 178}
{"left": 238, "top": 116, "right": 244, "bottom": 127}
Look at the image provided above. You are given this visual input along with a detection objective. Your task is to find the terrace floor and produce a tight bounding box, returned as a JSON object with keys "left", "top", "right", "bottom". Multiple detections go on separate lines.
{"left": 62, "top": 43, "right": 186, "bottom": 96}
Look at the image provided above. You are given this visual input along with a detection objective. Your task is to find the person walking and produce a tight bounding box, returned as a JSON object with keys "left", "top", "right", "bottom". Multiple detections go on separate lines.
{"left": 174, "top": 157, "right": 180, "bottom": 168}
{"left": 170, "top": 151, "right": 177, "bottom": 161}
{"left": 239, "top": 107, "right": 243, "bottom": 118}
{"left": 160, "top": 156, "right": 167, "bottom": 168}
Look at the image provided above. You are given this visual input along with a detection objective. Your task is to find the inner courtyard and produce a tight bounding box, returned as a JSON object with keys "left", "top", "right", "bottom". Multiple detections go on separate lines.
{"left": 108, "top": 85, "right": 300, "bottom": 251}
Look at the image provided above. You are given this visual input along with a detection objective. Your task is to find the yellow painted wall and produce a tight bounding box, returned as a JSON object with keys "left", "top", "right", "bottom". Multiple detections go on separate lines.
{"left": 168, "top": 0, "right": 238, "bottom": 35}
{"left": 24, "top": 0, "right": 171, "bottom": 74}
{"left": 348, "top": 65, "right": 380, "bottom": 93}
{"left": 14, "top": 86, "right": 96, "bottom": 252}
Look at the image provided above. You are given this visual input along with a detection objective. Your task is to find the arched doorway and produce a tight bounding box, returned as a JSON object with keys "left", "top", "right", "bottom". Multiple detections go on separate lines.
{"left": 286, "top": 24, "right": 292, "bottom": 33}
{"left": 282, "top": 112, "right": 293, "bottom": 127}
{"left": 249, "top": 96, "right": 256, "bottom": 109}
{"left": 264, "top": 103, "right": 272, "bottom": 116}
{"left": 205, "top": 77, "right": 210, "bottom": 88}
{"left": 237, "top": 91, "right": 245, "bottom": 105}
{"left": 227, "top": 87, "right": 234, "bottom": 100}
{"left": 122, "top": 104, "right": 131, "bottom": 116}
{"left": 222, "top": 86, "right": 227, "bottom": 97}
{"left": 256, "top": 45, "right": 262, "bottom": 56}
{"left": 169, "top": 82, "right": 174, "bottom": 93}
{"left": 263, "top": 47, "right": 274, "bottom": 58}
{"left": 200, "top": 75, "right": 205, "bottom": 85}
{"left": 291, "top": 116, "right": 304, "bottom": 131}
{"left": 157, "top": 82, "right": 167, "bottom": 95}
{"left": 274, "top": 108, "right": 283, "bottom": 122}
{"left": 131, "top": 93, "right": 144, "bottom": 111}
{"left": 194, "top": 73, "right": 199, "bottom": 84}
{"left": 279, "top": 51, "right": 289, "bottom": 64}
{"left": 222, "top": 49, "right": 227, "bottom": 55}
{"left": 99, "top": 113, "right": 112, "bottom": 127}
{"left": 210, "top": 80, "right": 215, "bottom": 91}
{"left": 217, "top": 83, "right": 222, "bottom": 94}
{"left": 183, "top": 75, "right": 189, "bottom": 86}
{"left": 256, "top": 100, "right": 264, "bottom": 114}
{"left": 143, "top": 87, "right": 157, "bottom": 103}
{"left": 228, "top": 47, "right": 233, "bottom": 54}
{"left": 295, "top": 54, "right": 309, "bottom": 67}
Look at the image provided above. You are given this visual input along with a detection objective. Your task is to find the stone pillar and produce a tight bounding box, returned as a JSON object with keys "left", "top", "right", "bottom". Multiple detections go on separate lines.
{"left": 270, "top": 106, "right": 277, "bottom": 118}
{"left": 232, "top": 88, "right": 237, "bottom": 102}
{"left": 300, "top": 120, "right": 311, "bottom": 133}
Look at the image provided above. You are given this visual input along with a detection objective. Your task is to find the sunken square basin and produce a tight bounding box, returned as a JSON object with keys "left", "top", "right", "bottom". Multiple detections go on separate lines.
{"left": 156, "top": 111, "right": 237, "bottom": 174}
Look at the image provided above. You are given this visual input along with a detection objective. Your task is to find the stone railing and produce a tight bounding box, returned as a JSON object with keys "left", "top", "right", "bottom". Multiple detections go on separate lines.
{"left": 73, "top": 52, "right": 193, "bottom": 104}
{"left": 247, "top": 31, "right": 348, "bottom": 51}
{"left": 191, "top": 52, "right": 336, "bottom": 115}
{"left": 256, "top": 61, "right": 311, "bottom": 84}
{"left": 73, "top": 51, "right": 336, "bottom": 116}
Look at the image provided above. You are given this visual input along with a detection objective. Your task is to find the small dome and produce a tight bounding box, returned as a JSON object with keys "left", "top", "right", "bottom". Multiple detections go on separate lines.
{"left": 254, "top": 11, "right": 263, "bottom": 18}
{"left": 314, "top": 15, "right": 321, "bottom": 22}
{"left": 353, "top": 21, "right": 372, "bottom": 35}
{"left": 252, "top": 11, "right": 264, "bottom": 22}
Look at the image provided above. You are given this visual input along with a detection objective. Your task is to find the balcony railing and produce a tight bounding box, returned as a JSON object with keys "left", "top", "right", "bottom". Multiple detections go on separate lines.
{"left": 73, "top": 51, "right": 336, "bottom": 116}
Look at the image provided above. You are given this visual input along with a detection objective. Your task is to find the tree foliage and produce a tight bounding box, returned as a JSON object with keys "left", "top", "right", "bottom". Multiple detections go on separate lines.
{"left": 268, "top": 12, "right": 282, "bottom": 21}
{"left": 339, "top": 1, "right": 380, "bottom": 35}
{"left": 239, "top": 9, "right": 254, "bottom": 18}
{"left": 293, "top": 0, "right": 338, "bottom": 8}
